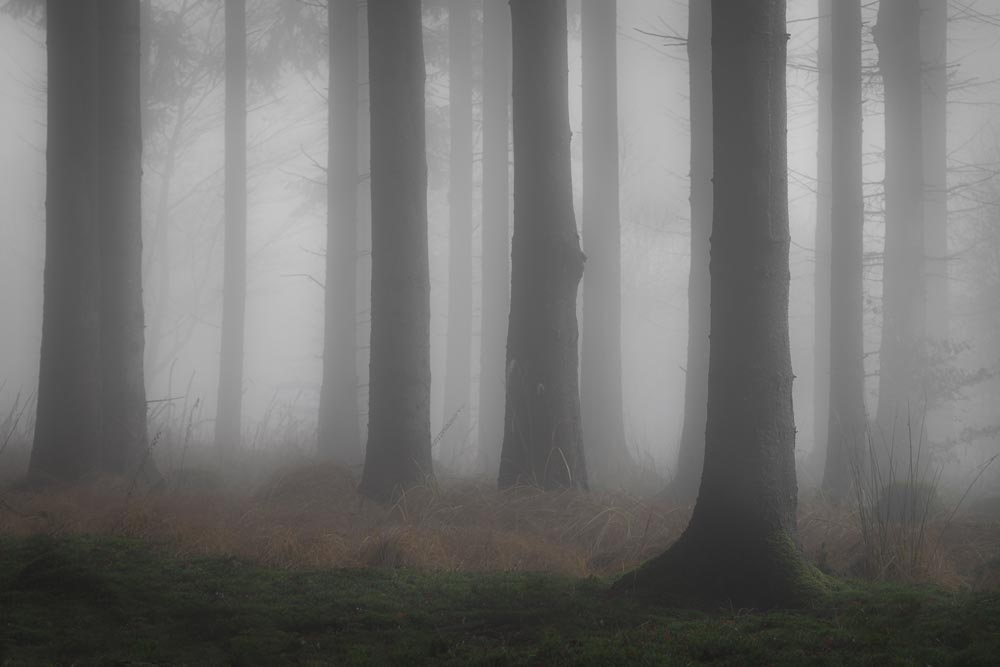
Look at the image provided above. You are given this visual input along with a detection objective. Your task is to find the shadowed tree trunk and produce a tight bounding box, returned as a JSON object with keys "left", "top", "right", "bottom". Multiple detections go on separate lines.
{"left": 30, "top": 0, "right": 103, "bottom": 482}
{"left": 318, "top": 0, "right": 362, "bottom": 464}
{"left": 579, "top": 0, "right": 631, "bottom": 487}
{"left": 615, "top": 0, "right": 824, "bottom": 609}
{"left": 215, "top": 0, "right": 248, "bottom": 451}
{"left": 669, "top": 0, "right": 711, "bottom": 502}
{"left": 477, "top": 0, "right": 511, "bottom": 476}
{"left": 441, "top": 0, "right": 474, "bottom": 467}
{"left": 822, "top": 0, "right": 865, "bottom": 501}
{"left": 873, "top": 0, "right": 925, "bottom": 474}
{"left": 813, "top": 0, "right": 832, "bottom": 480}
{"left": 359, "top": 0, "right": 433, "bottom": 501}
{"left": 498, "top": 0, "right": 587, "bottom": 490}
{"left": 98, "top": 0, "right": 155, "bottom": 478}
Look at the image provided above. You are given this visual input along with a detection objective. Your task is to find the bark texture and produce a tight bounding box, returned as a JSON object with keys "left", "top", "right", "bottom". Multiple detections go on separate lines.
{"left": 616, "top": 0, "right": 824, "bottom": 609}
{"left": 579, "top": 0, "right": 631, "bottom": 487}
{"left": 873, "top": 0, "right": 925, "bottom": 472}
{"left": 215, "top": 0, "right": 248, "bottom": 451}
{"left": 359, "top": 0, "right": 433, "bottom": 501}
{"left": 477, "top": 0, "right": 511, "bottom": 476}
{"left": 669, "top": 0, "right": 711, "bottom": 501}
{"left": 822, "top": 0, "right": 866, "bottom": 501}
{"left": 318, "top": 0, "right": 362, "bottom": 464}
{"left": 441, "top": 0, "right": 474, "bottom": 466}
{"left": 498, "top": 0, "right": 587, "bottom": 490}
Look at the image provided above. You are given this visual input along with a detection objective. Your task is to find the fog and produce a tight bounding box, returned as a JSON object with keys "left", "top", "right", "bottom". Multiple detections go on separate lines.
{"left": 2, "top": 0, "right": 1000, "bottom": 490}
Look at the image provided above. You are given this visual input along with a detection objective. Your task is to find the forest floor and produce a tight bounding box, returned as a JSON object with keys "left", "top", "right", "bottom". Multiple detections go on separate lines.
{"left": 0, "top": 455, "right": 999, "bottom": 663}
{"left": 0, "top": 533, "right": 998, "bottom": 665}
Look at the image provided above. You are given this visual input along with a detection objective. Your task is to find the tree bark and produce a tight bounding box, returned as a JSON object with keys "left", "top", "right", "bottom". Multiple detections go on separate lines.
{"left": 30, "top": 0, "right": 103, "bottom": 482}
{"left": 579, "top": 0, "right": 631, "bottom": 487}
{"left": 498, "top": 0, "right": 587, "bottom": 491}
{"left": 318, "top": 0, "right": 362, "bottom": 465}
{"left": 873, "top": 0, "right": 925, "bottom": 475}
{"left": 441, "top": 0, "right": 474, "bottom": 468}
{"left": 215, "top": 0, "right": 248, "bottom": 452}
{"left": 97, "top": 0, "right": 155, "bottom": 478}
{"left": 822, "top": 0, "right": 866, "bottom": 501}
{"left": 813, "top": 0, "right": 832, "bottom": 479}
{"left": 669, "top": 0, "right": 711, "bottom": 501}
{"left": 616, "top": 0, "right": 824, "bottom": 609}
{"left": 359, "top": 0, "right": 433, "bottom": 501}
{"left": 477, "top": 0, "right": 511, "bottom": 476}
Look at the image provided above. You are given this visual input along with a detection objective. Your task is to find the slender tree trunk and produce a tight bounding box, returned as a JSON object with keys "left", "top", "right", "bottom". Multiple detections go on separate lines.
{"left": 669, "top": 0, "right": 711, "bottom": 501}
{"left": 441, "top": 0, "right": 474, "bottom": 468}
{"left": 215, "top": 0, "right": 248, "bottom": 451}
{"left": 498, "top": 0, "right": 587, "bottom": 491}
{"left": 813, "top": 0, "right": 832, "bottom": 478}
{"left": 97, "top": 0, "right": 155, "bottom": 478}
{"left": 318, "top": 0, "right": 362, "bottom": 464}
{"left": 579, "top": 0, "right": 631, "bottom": 487}
{"left": 616, "top": 0, "right": 823, "bottom": 609}
{"left": 873, "top": 0, "right": 925, "bottom": 474}
{"left": 359, "top": 0, "right": 433, "bottom": 501}
{"left": 822, "top": 0, "right": 865, "bottom": 501}
{"left": 477, "top": 0, "right": 511, "bottom": 476}
{"left": 30, "top": 0, "right": 103, "bottom": 482}
{"left": 920, "top": 0, "right": 949, "bottom": 443}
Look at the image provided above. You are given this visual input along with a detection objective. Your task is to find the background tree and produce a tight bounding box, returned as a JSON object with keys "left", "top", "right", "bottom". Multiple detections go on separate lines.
{"left": 215, "top": 0, "right": 248, "bottom": 451}
{"left": 477, "top": 0, "right": 510, "bottom": 475}
{"left": 440, "top": 0, "right": 474, "bottom": 466}
{"left": 813, "top": 0, "right": 832, "bottom": 478}
{"left": 359, "top": 0, "right": 433, "bottom": 501}
{"left": 616, "top": 0, "right": 822, "bottom": 608}
{"left": 498, "top": 0, "right": 587, "bottom": 490}
{"left": 669, "top": 0, "right": 711, "bottom": 501}
{"left": 822, "top": 0, "right": 865, "bottom": 501}
{"left": 318, "top": 0, "right": 362, "bottom": 464}
{"left": 579, "top": 0, "right": 632, "bottom": 487}
{"left": 873, "top": 0, "right": 925, "bottom": 472}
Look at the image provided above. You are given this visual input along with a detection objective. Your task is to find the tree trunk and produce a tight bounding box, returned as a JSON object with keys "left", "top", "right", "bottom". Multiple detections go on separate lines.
{"left": 813, "top": 0, "right": 832, "bottom": 479}
{"left": 359, "top": 0, "right": 433, "bottom": 501}
{"left": 441, "top": 0, "right": 474, "bottom": 468}
{"left": 669, "top": 0, "right": 711, "bottom": 501}
{"left": 498, "top": 0, "right": 587, "bottom": 491}
{"left": 822, "top": 0, "right": 866, "bottom": 501}
{"left": 616, "top": 0, "right": 824, "bottom": 609}
{"left": 873, "top": 0, "right": 925, "bottom": 475}
{"left": 97, "top": 0, "right": 155, "bottom": 478}
{"left": 318, "top": 0, "right": 362, "bottom": 465}
{"left": 579, "top": 0, "right": 631, "bottom": 487}
{"left": 215, "top": 0, "right": 248, "bottom": 451}
{"left": 477, "top": 0, "right": 511, "bottom": 476}
{"left": 30, "top": 0, "right": 103, "bottom": 482}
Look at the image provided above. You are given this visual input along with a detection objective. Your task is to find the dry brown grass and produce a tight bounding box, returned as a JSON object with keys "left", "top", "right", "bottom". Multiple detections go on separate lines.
{"left": 2, "top": 461, "right": 999, "bottom": 590}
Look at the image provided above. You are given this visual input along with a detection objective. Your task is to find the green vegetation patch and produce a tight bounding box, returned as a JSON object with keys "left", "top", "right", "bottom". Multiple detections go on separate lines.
{"left": 0, "top": 534, "right": 997, "bottom": 665}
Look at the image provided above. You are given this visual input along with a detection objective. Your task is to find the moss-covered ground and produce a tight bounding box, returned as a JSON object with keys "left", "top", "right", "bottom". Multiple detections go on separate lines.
{"left": 0, "top": 534, "right": 998, "bottom": 665}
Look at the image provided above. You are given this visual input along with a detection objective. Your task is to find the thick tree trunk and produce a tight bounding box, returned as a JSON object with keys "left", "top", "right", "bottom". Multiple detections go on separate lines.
{"left": 318, "top": 0, "right": 362, "bottom": 464}
{"left": 822, "top": 0, "right": 866, "bottom": 501}
{"left": 30, "top": 0, "right": 103, "bottom": 482}
{"left": 813, "top": 0, "right": 832, "bottom": 479}
{"left": 441, "top": 0, "right": 474, "bottom": 468}
{"left": 477, "top": 0, "right": 511, "bottom": 476}
{"left": 920, "top": 0, "right": 949, "bottom": 443}
{"left": 97, "top": 0, "right": 155, "bottom": 478}
{"left": 498, "top": 0, "right": 586, "bottom": 491}
{"left": 579, "top": 0, "right": 631, "bottom": 487}
{"left": 215, "top": 0, "right": 248, "bottom": 451}
{"left": 359, "top": 0, "right": 433, "bottom": 501}
{"left": 873, "top": 0, "right": 925, "bottom": 475}
{"left": 669, "top": 0, "right": 711, "bottom": 501}
{"left": 616, "top": 0, "right": 824, "bottom": 609}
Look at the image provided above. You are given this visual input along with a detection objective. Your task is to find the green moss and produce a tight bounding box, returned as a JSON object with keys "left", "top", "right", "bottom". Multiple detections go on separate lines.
{"left": 0, "top": 534, "right": 997, "bottom": 665}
